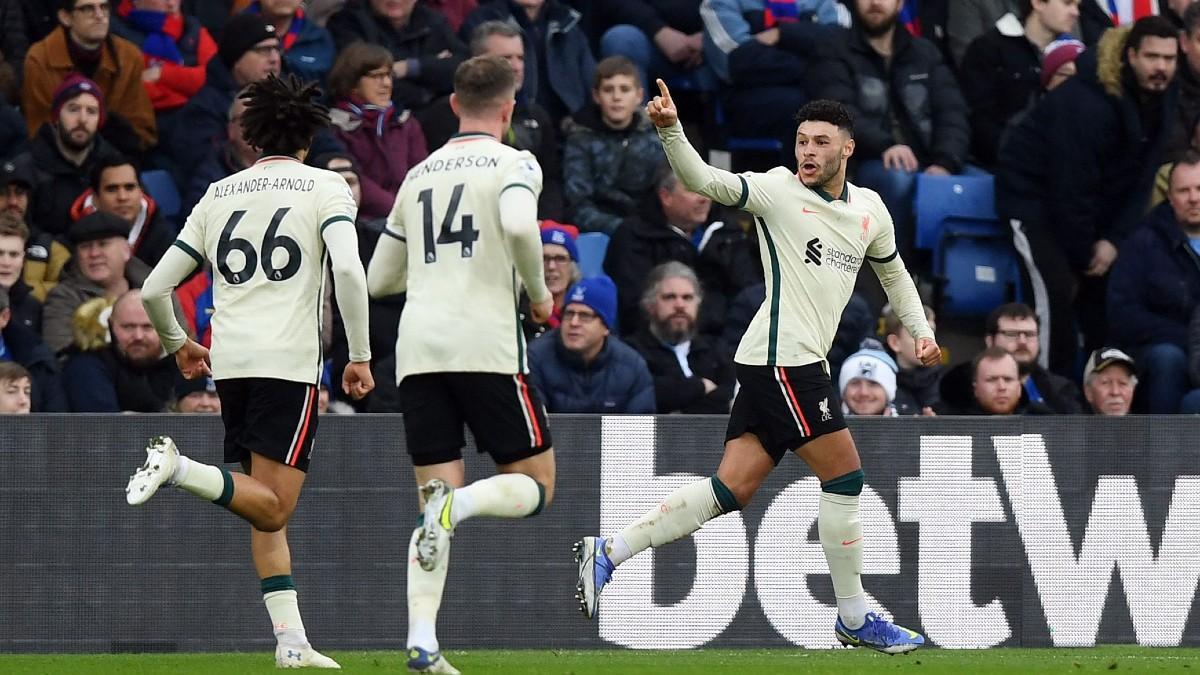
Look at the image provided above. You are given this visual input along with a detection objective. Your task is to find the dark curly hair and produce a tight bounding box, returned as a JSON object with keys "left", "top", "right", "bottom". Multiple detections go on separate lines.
{"left": 794, "top": 99, "right": 855, "bottom": 138}
{"left": 239, "top": 74, "right": 330, "bottom": 157}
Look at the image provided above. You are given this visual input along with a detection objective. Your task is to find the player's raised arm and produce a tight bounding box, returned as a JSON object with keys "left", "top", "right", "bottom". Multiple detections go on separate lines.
{"left": 367, "top": 191, "right": 410, "bottom": 298}
{"left": 649, "top": 79, "right": 771, "bottom": 214}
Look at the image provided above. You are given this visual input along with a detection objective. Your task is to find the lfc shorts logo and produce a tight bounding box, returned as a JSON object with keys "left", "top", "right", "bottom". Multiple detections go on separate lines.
{"left": 819, "top": 397, "right": 833, "bottom": 422}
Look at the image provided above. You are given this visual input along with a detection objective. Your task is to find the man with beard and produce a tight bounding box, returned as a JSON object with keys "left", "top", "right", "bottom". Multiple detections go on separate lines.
{"left": 626, "top": 261, "right": 734, "bottom": 414}
{"left": 41, "top": 211, "right": 152, "bottom": 357}
{"left": 939, "top": 302, "right": 1083, "bottom": 413}
{"left": 63, "top": 289, "right": 179, "bottom": 412}
{"left": 819, "top": 0, "right": 970, "bottom": 262}
{"left": 970, "top": 347, "right": 1024, "bottom": 415}
{"left": 998, "top": 16, "right": 1179, "bottom": 377}
{"left": 16, "top": 74, "right": 120, "bottom": 238}
{"left": 575, "top": 91, "right": 937, "bottom": 654}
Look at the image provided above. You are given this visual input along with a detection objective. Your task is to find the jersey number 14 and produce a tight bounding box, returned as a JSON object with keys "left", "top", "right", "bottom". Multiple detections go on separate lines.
{"left": 418, "top": 184, "right": 479, "bottom": 263}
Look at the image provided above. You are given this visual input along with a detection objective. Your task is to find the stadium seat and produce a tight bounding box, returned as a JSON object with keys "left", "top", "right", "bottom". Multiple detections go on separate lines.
{"left": 934, "top": 217, "right": 1023, "bottom": 317}
{"left": 576, "top": 232, "right": 610, "bottom": 278}
{"left": 141, "top": 170, "right": 181, "bottom": 219}
{"left": 913, "top": 174, "right": 996, "bottom": 250}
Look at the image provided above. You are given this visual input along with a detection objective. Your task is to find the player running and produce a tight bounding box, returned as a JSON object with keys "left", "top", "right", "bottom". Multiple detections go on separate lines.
{"left": 128, "top": 74, "right": 374, "bottom": 668}
{"left": 574, "top": 82, "right": 939, "bottom": 654}
{"left": 366, "top": 55, "right": 556, "bottom": 675}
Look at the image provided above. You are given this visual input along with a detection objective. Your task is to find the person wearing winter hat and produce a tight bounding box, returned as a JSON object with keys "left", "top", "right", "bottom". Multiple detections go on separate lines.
{"left": 1041, "top": 37, "right": 1085, "bottom": 90}
{"left": 1081, "top": 347, "right": 1137, "bottom": 416}
{"left": 172, "top": 372, "right": 221, "bottom": 413}
{"left": 527, "top": 275, "right": 656, "bottom": 414}
{"left": 21, "top": 1, "right": 157, "bottom": 151}
{"left": 838, "top": 346, "right": 899, "bottom": 416}
{"left": 519, "top": 225, "right": 581, "bottom": 339}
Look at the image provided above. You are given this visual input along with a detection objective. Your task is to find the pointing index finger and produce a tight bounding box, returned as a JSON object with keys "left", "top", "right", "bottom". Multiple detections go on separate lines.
{"left": 656, "top": 78, "right": 672, "bottom": 104}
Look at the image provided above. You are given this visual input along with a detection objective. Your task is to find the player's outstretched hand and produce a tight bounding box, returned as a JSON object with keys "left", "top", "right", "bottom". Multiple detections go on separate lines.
{"left": 343, "top": 360, "right": 375, "bottom": 400}
{"left": 174, "top": 339, "right": 212, "bottom": 380}
{"left": 646, "top": 78, "right": 679, "bottom": 128}
{"left": 530, "top": 297, "right": 554, "bottom": 325}
{"left": 916, "top": 337, "right": 941, "bottom": 368}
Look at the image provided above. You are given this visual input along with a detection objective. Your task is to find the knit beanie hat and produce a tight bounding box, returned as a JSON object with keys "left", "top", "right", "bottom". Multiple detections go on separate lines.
{"left": 1041, "top": 37, "right": 1085, "bottom": 89}
{"left": 838, "top": 348, "right": 899, "bottom": 404}
{"left": 541, "top": 226, "right": 579, "bottom": 262}
{"left": 564, "top": 276, "right": 617, "bottom": 329}
{"left": 51, "top": 73, "right": 106, "bottom": 128}
{"left": 218, "top": 14, "right": 277, "bottom": 69}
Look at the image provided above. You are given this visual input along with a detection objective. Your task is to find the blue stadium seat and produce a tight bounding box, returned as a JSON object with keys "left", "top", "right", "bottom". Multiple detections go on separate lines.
{"left": 913, "top": 174, "right": 996, "bottom": 250}
{"left": 141, "top": 169, "right": 181, "bottom": 219}
{"left": 935, "top": 217, "right": 1023, "bottom": 317}
{"left": 576, "top": 232, "right": 610, "bottom": 278}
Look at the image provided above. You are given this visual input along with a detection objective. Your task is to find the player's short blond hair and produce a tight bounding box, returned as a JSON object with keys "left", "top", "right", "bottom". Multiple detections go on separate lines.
{"left": 453, "top": 55, "right": 517, "bottom": 116}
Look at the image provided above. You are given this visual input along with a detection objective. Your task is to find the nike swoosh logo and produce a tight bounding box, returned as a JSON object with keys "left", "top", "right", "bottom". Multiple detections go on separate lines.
{"left": 802, "top": 207, "right": 819, "bottom": 214}
{"left": 841, "top": 537, "right": 862, "bottom": 546}
{"left": 902, "top": 628, "right": 921, "bottom": 639}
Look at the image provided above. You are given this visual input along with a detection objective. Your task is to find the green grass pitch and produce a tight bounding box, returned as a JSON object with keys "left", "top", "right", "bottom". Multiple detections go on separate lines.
{"left": 0, "top": 647, "right": 1198, "bottom": 674}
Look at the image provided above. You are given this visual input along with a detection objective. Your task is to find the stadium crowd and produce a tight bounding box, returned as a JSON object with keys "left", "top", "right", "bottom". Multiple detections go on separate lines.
{"left": 0, "top": 0, "right": 1192, "bottom": 417}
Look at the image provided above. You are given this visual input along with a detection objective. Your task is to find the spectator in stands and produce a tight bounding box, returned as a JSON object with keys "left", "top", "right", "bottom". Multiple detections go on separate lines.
{"left": 528, "top": 276, "right": 656, "bottom": 413}
{"left": 109, "top": 0, "right": 218, "bottom": 112}
{"left": 0, "top": 286, "right": 65, "bottom": 411}
{"left": 882, "top": 303, "right": 939, "bottom": 415}
{"left": 328, "top": 0, "right": 468, "bottom": 148}
{"left": 1078, "top": 0, "right": 1159, "bottom": 44}
{"left": 563, "top": 56, "right": 664, "bottom": 235}
{"left": 170, "top": 372, "right": 220, "bottom": 412}
{"left": 1167, "top": 4, "right": 1200, "bottom": 163}
{"left": 1108, "top": 152, "right": 1200, "bottom": 413}
{"left": 471, "top": 20, "right": 564, "bottom": 220}
{"left": 180, "top": 91, "right": 254, "bottom": 218}
{"left": 820, "top": 0, "right": 970, "bottom": 260}
{"left": 156, "top": 12, "right": 278, "bottom": 184}
{"left": 969, "top": 347, "right": 1026, "bottom": 415}
{"left": 960, "top": 0, "right": 1081, "bottom": 169}
{"left": 3, "top": 157, "right": 69, "bottom": 305}
{"left": 63, "top": 288, "right": 178, "bottom": 411}
{"left": 425, "top": 0, "right": 478, "bottom": 33}
{"left": 327, "top": 41, "right": 427, "bottom": 221}
{"left": 42, "top": 211, "right": 150, "bottom": 356}
{"left": 0, "top": 155, "right": 30, "bottom": 224}
{"left": 626, "top": 262, "right": 734, "bottom": 414}
{"left": 1040, "top": 36, "right": 1086, "bottom": 91}
{"left": 999, "top": 17, "right": 1179, "bottom": 376}
{"left": 0, "top": 213, "right": 41, "bottom": 332}
{"left": 604, "top": 163, "right": 756, "bottom": 335}
{"left": 1082, "top": 347, "right": 1138, "bottom": 415}
{"left": 522, "top": 225, "right": 578, "bottom": 339}
{"left": 69, "top": 155, "right": 173, "bottom": 266}
{"left": 0, "top": 361, "right": 31, "bottom": 413}
{"left": 939, "top": 302, "right": 1083, "bottom": 413}
{"left": 18, "top": 74, "right": 121, "bottom": 238}
{"left": 700, "top": 0, "right": 845, "bottom": 149}
{"left": 600, "top": 0, "right": 711, "bottom": 92}
{"left": 22, "top": 0, "right": 155, "bottom": 153}
{"left": 248, "top": 0, "right": 335, "bottom": 85}
{"left": 947, "top": 0, "right": 1018, "bottom": 66}
{"left": 838, "top": 345, "right": 899, "bottom": 416}
{"left": 460, "top": 0, "right": 595, "bottom": 125}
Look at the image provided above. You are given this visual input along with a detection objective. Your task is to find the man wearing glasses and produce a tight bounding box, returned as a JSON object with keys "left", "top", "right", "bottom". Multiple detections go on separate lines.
{"left": 22, "top": 0, "right": 157, "bottom": 153}
{"left": 981, "top": 302, "right": 1083, "bottom": 414}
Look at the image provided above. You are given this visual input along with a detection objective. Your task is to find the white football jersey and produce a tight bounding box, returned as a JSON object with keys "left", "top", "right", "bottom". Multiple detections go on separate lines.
{"left": 175, "top": 156, "right": 357, "bottom": 384}
{"left": 384, "top": 132, "right": 543, "bottom": 379}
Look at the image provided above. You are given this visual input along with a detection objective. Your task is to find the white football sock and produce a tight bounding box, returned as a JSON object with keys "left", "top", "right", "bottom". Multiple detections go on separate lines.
{"left": 264, "top": 589, "right": 308, "bottom": 648}
{"left": 171, "top": 455, "right": 225, "bottom": 501}
{"left": 606, "top": 534, "right": 633, "bottom": 567}
{"left": 449, "top": 474, "right": 543, "bottom": 525}
{"left": 819, "top": 491, "right": 867, "bottom": 629}
{"left": 406, "top": 526, "right": 449, "bottom": 652}
{"left": 610, "top": 478, "right": 725, "bottom": 567}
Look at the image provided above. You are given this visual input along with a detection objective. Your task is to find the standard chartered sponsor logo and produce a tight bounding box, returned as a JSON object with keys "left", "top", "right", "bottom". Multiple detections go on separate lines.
{"left": 597, "top": 422, "right": 1200, "bottom": 649}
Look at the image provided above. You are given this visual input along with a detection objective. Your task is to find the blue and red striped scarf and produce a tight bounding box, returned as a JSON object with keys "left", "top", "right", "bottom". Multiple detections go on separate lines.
{"left": 1104, "top": 0, "right": 1158, "bottom": 25}
{"left": 898, "top": 0, "right": 921, "bottom": 36}
{"left": 246, "top": 2, "right": 306, "bottom": 51}
{"left": 118, "top": 0, "right": 184, "bottom": 63}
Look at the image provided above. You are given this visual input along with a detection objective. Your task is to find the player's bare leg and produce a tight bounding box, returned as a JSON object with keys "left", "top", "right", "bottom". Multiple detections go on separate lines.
{"left": 575, "top": 434, "right": 765, "bottom": 619}
{"left": 406, "top": 452, "right": 554, "bottom": 674}
{"left": 795, "top": 430, "right": 924, "bottom": 654}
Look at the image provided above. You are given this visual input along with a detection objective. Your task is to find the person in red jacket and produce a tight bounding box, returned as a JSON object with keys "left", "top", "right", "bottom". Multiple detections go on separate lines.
{"left": 110, "top": 0, "right": 218, "bottom": 111}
